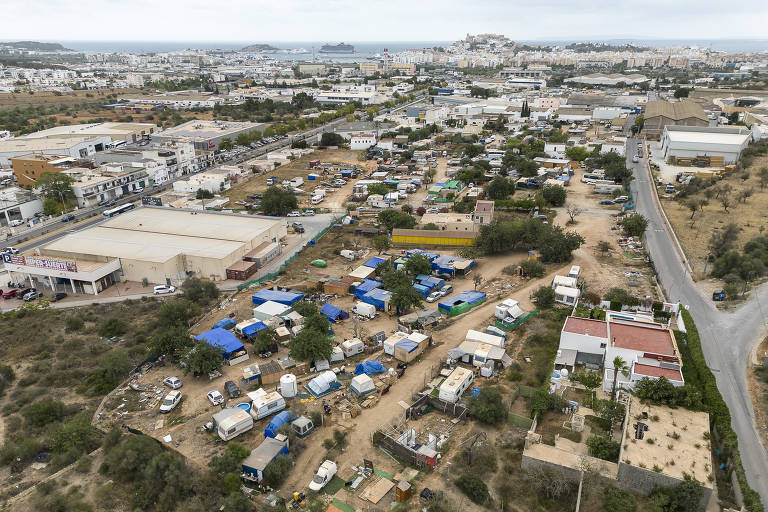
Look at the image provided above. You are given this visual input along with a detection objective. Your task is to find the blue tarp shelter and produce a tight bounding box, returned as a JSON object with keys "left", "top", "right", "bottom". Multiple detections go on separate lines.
{"left": 423, "top": 276, "right": 444, "bottom": 289}
{"left": 364, "top": 257, "right": 388, "bottom": 268}
{"left": 415, "top": 274, "right": 431, "bottom": 282}
{"left": 395, "top": 339, "right": 419, "bottom": 353}
{"left": 413, "top": 283, "right": 430, "bottom": 297}
{"left": 241, "top": 322, "right": 267, "bottom": 338}
{"left": 194, "top": 328, "right": 245, "bottom": 360}
{"left": 321, "top": 303, "right": 349, "bottom": 323}
{"left": 438, "top": 291, "right": 487, "bottom": 316}
{"left": 354, "top": 360, "right": 386, "bottom": 375}
{"left": 251, "top": 289, "right": 304, "bottom": 306}
{"left": 354, "top": 279, "right": 380, "bottom": 299}
{"left": 362, "top": 288, "right": 392, "bottom": 310}
{"left": 264, "top": 410, "right": 298, "bottom": 438}
{"left": 406, "top": 249, "right": 439, "bottom": 261}
{"left": 214, "top": 318, "right": 236, "bottom": 330}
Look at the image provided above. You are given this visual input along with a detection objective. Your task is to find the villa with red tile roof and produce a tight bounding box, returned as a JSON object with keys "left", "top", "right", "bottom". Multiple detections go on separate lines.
{"left": 556, "top": 311, "right": 683, "bottom": 394}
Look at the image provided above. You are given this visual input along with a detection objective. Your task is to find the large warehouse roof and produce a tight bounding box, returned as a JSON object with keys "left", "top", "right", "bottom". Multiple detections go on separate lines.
{"left": 645, "top": 100, "right": 707, "bottom": 122}
{"left": 41, "top": 208, "right": 282, "bottom": 263}
{"left": 664, "top": 125, "right": 751, "bottom": 145}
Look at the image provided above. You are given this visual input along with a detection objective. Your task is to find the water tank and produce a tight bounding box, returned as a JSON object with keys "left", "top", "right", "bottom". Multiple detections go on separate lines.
{"left": 560, "top": 368, "right": 569, "bottom": 379}
{"left": 280, "top": 373, "right": 297, "bottom": 398}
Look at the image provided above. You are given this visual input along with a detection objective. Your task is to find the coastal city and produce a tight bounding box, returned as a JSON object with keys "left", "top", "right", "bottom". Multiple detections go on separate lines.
{"left": 0, "top": 9, "right": 768, "bottom": 512}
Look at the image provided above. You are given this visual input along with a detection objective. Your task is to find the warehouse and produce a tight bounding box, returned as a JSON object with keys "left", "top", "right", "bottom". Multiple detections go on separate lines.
{"left": 643, "top": 100, "right": 708, "bottom": 139}
{"left": 660, "top": 126, "right": 751, "bottom": 165}
{"left": 3, "top": 207, "right": 286, "bottom": 294}
{"left": 155, "top": 119, "right": 266, "bottom": 150}
{"left": 0, "top": 136, "right": 111, "bottom": 166}
{"left": 391, "top": 229, "right": 476, "bottom": 248}
{"left": 20, "top": 122, "right": 158, "bottom": 144}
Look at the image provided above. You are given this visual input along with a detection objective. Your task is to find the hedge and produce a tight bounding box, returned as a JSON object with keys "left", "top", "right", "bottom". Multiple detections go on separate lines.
{"left": 678, "top": 308, "right": 764, "bottom": 512}
{"left": 493, "top": 199, "right": 536, "bottom": 210}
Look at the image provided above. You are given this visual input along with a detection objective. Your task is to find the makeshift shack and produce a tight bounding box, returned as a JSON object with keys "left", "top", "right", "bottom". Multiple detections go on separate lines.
{"left": 253, "top": 300, "right": 292, "bottom": 321}
{"left": 354, "top": 279, "right": 380, "bottom": 299}
{"left": 354, "top": 360, "right": 386, "bottom": 375}
{"left": 306, "top": 371, "right": 341, "bottom": 397}
{"left": 264, "top": 410, "right": 298, "bottom": 438}
{"left": 438, "top": 291, "right": 486, "bottom": 316}
{"left": 194, "top": 328, "right": 246, "bottom": 361}
{"left": 252, "top": 289, "right": 304, "bottom": 306}
{"left": 214, "top": 318, "right": 236, "bottom": 330}
{"left": 241, "top": 434, "right": 290, "bottom": 482}
{"left": 362, "top": 288, "right": 392, "bottom": 311}
{"left": 321, "top": 303, "right": 350, "bottom": 323}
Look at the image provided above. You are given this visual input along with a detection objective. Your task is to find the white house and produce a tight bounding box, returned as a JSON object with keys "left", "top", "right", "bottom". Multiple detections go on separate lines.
{"left": 600, "top": 141, "right": 626, "bottom": 157}
{"left": 350, "top": 134, "right": 376, "bottom": 150}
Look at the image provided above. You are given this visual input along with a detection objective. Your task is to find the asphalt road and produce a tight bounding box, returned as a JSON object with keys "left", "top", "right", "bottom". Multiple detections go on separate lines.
{"left": 628, "top": 137, "right": 768, "bottom": 507}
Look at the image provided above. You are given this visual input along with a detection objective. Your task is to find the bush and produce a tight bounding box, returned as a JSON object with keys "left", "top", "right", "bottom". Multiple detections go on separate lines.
{"left": 520, "top": 260, "right": 545, "bottom": 278}
{"left": 621, "top": 214, "right": 648, "bottom": 237}
{"left": 65, "top": 316, "right": 84, "bottom": 332}
{"left": 602, "top": 485, "right": 637, "bottom": 512}
{"left": 533, "top": 286, "right": 555, "bottom": 308}
{"left": 263, "top": 454, "right": 293, "bottom": 487}
{"left": 23, "top": 399, "right": 66, "bottom": 427}
{"left": 586, "top": 436, "right": 620, "bottom": 462}
{"left": 98, "top": 318, "right": 127, "bottom": 338}
{"left": 455, "top": 473, "right": 488, "bottom": 504}
{"left": 467, "top": 387, "right": 507, "bottom": 425}
{"left": 540, "top": 184, "right": 567, "bottom": 206}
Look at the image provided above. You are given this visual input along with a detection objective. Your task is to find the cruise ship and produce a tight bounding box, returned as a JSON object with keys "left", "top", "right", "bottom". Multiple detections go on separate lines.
{"left": 319, "top": 43, "right": 354, "bottom": 54}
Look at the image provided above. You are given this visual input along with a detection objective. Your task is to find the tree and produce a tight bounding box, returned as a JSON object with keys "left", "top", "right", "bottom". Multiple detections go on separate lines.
{"left": 390, "top": 284, "right": 423, "bottom": 313}
{"left": 182, "top": 341, "right": 224, "bottom": 376}
{"left": 99, "top": 317, "right": 127, "bottom": 337}
{"left": 708, "top": 223, "right": 739, "bottom": 259}
{"left": 253, "top": 328, "right": 278, "bottom": 353}
{"left": 23, "top": 399, "right": 65, "bottom": 427}
{"left": 486, "top": 176, "right": 515, "bottom": 200}
{"left": 261, "top": 186, "right": 298, "bottom": 216}
{"left": 378, "top": 210, "right": 416, "bottom": 231}
{"left": 610, "top": 356, "right": 630, "bottom": 399}
{"left": 574, "top": 371, "right": 602, "bottom": 402}
{"left": 602, "top": 485, "right": 637, "bottom": 512}
{"left": 291, "top": 139, "right": 308, "bottom": 149}
{"left": 520, "top": 259, "right": 545, "bottom": 277}
{"left": 463, "top": 144, "right": 483, "bottom": 158}
{"left": 182, "top": 277, "right": 219, "bottom": 306}
{"left": 758, "top": 167, "right": 768, "bottom": 190}
{"left": 587, "top": 436, "right": 620, "bottom": 461}
{"left": 150, "top": 326, "right": 192, "bottom": 359}
{"left": 290, "top": 323, "right": 333, "bottom": 362}
{"left": 455, "top": 474, "right": 488, "bottom": 504}
{"left": 218, "top": 138, "right": 233, "bottom": 151}
{"left": 43, "top": 198, "right": 63, "bottom": 216}
{"left": 35, "top": 172, "right": 75, "bottom": 206}
{"left": 156, "top": 299, "right": 200, "bottom": 328}
{"left": 540, "top": 184, "right": 566, "bottom": 206}
{"left": 263, "top": 454, "right": 293, "bottom": 486}
{"left": 631, "top": 115, "right": 644, "bottom": 136}
{"left": 235, "top": 132, "right": 250, "bottom": 147}
{"left": 592, "top": 398, "right": 626, "bottom": 426}
{"left": 565, "top": 146, "right": 591, "bottom": 161}
{"left": 196, "top": 188, "right": 214, "bottom": 199}
{"left": 621, "top": 214, "right": 648, "bottom": 237}
{"left": 673, "top": 87, "right": 691, "bottom": 98}
{"left": 372, "top": 234, "right": 391, "bottom": 254}
{"left": 467, "top": 387, "right": 506, "bottom": 424}
{"left": 533, "top": 286, "right": 555, "bottom": 307}
{"left": 320, "top": 132, "right": 345, "bottom": 146}
{"left": 404, "top": 254, "right": 432, "bottom": 276}
{"left": 720, "top": 194, "right": 731, "bottom": 212}
{"left": 366, "top": 182, "right": 390, "bottom": 196}
{"left": 566, "top": 204, "right": 583, "bottom": 223}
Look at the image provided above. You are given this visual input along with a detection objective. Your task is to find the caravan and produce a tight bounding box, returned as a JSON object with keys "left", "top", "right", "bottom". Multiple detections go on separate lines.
{"left": 438, "top": 367, "right": 474, "bottom": 404}
{"left": 215, "top": 409, "right": 254, "bottom": 441}
{"left": 248, "top": 390, "right": 287, "bottom": 420}
{"left": 341, "top": 338, "right": 365, "bottom": 357}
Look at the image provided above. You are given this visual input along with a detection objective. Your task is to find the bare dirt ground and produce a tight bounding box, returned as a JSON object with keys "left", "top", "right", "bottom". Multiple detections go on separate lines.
{"left": 0, "top": 89, "right": 143, "bottom": 110}
{"left": 661, "top": 154, "right": 768, "bottom": 279}
{"left": 748, "top": 336, "right": 768, "bottom": 456}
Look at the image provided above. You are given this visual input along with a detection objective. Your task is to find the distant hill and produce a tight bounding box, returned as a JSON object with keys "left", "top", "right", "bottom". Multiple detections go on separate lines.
{"left": 0, "top": 41, "right": 73, "bottom": 52}
{"left": 241, "top": 43, "right": 280, "bottom": 52}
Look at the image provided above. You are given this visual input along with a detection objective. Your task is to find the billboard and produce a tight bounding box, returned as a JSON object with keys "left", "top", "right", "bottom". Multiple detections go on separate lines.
{"left": 142, "top": 196, "right": 162, "bottom": 207}
{"left": 2, "top": 254, "right": 78, "bottom": 273}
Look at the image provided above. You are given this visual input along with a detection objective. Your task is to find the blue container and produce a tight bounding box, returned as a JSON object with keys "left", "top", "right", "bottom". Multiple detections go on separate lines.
{"left": 236, "top": 402, "right": 251, "bottom": 414}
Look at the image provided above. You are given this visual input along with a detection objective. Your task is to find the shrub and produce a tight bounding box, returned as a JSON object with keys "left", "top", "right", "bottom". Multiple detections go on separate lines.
{"left": 520, "top": 260, "right": 545, "bottom": 278}
{"left": 98, "top": 318, "right": 127, "bottom": 338}
{"left": 23, "top": 399, "right": 66, "bottom": 427}
{"left": 602, "top": 485, "right": 637, "bottom": 512}
{"left": 65, "top": 316, "right": 84, "bottom": 332}
{"left": 533, "top": 286, "right": 555, "bottom": 307}
{"left": 587, "top": 436, "right": 620, "bottom": 462}
{"left": 263, "top": 454, "right": 293, "bottom": 487}
{"left": 467, "top": 387, "right": 507, "bottom": 425}
{"left": 455, "top": 473, "right": 488, "bottom": 504}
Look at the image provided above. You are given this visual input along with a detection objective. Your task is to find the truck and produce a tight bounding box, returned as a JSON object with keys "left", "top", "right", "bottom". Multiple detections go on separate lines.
{"left": 352, "top": 302, "right": 376, "bottom": 319}
{"left": 215, "top": 408, "right": 254, "bottom": 441}
{"left": 266, "top": 176, "right": 279, "bottom": 186}
{"left": 308, "top": 460, "right": 338, "bottom": 491}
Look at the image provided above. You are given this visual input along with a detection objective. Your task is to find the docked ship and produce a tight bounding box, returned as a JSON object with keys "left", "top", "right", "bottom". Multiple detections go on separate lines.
{"left": 319, "top": 42, "right": 355, "bottom": 54}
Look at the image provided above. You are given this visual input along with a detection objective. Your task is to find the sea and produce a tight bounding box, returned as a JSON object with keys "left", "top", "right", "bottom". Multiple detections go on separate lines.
{"left": 55, "top": 38, "right": 768, "bottom": 58}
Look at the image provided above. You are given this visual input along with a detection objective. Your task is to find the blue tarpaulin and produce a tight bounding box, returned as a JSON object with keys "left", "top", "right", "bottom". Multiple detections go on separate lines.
{"left": 415, "top": 274, "right": 431, "bottom": 282}
{"left": 438, "top": 291, "right": 486, "bottom": 315}
{"left": 264, "top": 410, "right": 298, "bottom": 438}
{"left": 362, "top": 288, "right": 392, "bottom": 310}
{"left": 354, "top": 360, "right": 386, "bottom": 375}
{"left": 321, "top": 303, "right": 349, "bottom": 323}
{"left": 423, "top": 276, "right": 444, "bottom": 288}
{"left": 242, "top": 322, "right": 267, "bottom": 338}
{"left": 469, "top": 387, "right": 481, "bottom": 397}
{"left": 407, "top": 249, "right": 438, "bottom": 261}
{"left": 395, "top": 339, "right": 419, "bottom": 353}
{"left": 354, "top": 279, "right": 380, "bottom": 299}
{"left": 413, "top": 283, "right": 430, "bottom": 297}
{"left": 194, "top": 328, "right": 245, "bottom": 360}
{"left": 364, "top": 257, "right": 387, "bottom": 268}
{"left": 251, "top": 289, "right": 304, "bottom": 306}
{"left": 214, "top": 318, "right": 236, "bottom": 330}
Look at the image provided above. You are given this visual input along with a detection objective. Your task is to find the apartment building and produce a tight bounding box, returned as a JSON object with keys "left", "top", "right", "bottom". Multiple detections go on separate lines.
{"left": 63, "top": 164, "right": 149, "bottom": 208}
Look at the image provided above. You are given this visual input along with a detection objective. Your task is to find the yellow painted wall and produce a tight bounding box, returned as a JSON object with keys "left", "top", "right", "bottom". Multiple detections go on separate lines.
{"left": 392, "top": 234, "right": 475, "bottom": 247}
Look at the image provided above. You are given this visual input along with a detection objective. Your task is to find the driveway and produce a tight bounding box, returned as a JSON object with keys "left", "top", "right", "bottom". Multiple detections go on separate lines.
{"left": 628, "top": 137, "right": 768, "bottom": 507}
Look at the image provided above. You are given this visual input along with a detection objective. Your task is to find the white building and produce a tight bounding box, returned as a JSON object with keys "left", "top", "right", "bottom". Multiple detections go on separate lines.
{"left": 660, "top": 126, "right": 751, "bottom": 165}
{"left": 172, "top": 170, "right": 230, "bottom": 195}
{"left": 544, "top": 142, "right": 566, "bottom": 158}
{"left": 350, "top": 134, "right": 376, "bottom": 150}
{"left": 64, "top": 164, "right": 150, "bottom": 208}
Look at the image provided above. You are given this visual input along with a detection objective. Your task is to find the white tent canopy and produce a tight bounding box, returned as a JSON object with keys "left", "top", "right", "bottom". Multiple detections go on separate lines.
{"left": 350, "top": 374, "right": 376, "bottom": 395}
{"left": 307, "top": 371, "right": 338, "bottom": 396}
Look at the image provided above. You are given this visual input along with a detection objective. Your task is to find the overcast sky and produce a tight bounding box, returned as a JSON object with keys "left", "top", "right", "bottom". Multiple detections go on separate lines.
{"left": 4, "top": 0, "right": 768, "bottom": 42}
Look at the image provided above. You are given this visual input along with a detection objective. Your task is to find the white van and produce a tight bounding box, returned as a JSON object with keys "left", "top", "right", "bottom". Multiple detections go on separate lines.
{"left": 216, "top": 409, "right": 254, "bottom": 441}
{"left": 311, "top": 196, "right": 324, "bottom": 205}
{"left": 352, "top": 302, "right": 376, "bottom": 319}
{"left": 249, "top": 390, "right": 286, "bottom": 420}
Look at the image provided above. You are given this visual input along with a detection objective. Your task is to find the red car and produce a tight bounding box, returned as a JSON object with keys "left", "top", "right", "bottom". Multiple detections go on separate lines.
{"left": 2, "top": 289, "right": 18, "bottom": 299}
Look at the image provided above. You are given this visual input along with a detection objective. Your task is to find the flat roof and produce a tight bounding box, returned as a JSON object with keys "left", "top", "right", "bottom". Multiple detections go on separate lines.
{"left": 0, "top": 136, "right": 104, "bottom": 152}
{"left": 563, "top": 317, "right": 608, "bottom": 338}
{"left": 21, "top": 122, "right": 156, "bottom": 139}
{"left": 610, "top": 321, "right": 676, "bottom": 356}
{"left": 665, "top": 130, "right": 751, "bottom": 145}
{"left": 633, "top": 363, "right": 683, "bottom": 382}
{"left": 158, "top": 119, "right": 264, "bottom": 139}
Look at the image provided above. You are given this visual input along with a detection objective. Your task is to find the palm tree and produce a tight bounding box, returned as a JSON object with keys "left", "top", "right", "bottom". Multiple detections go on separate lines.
{"left": 611, "top": 356, "right": 630, "bottom": 400}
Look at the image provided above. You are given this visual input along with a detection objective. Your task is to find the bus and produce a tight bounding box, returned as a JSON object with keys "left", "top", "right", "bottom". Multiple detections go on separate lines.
{"left": 103, "top": 203, "right": 135, "bottom": 218}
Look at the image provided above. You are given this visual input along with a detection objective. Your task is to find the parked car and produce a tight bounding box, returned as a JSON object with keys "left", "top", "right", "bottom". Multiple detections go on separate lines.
{"left": 2, "top": 289, "right": 18, "bottom": 299}
{"left": 712, "top": 290, "right": 726, "bottom": 301}
{"left": 153, "top": 285, "right": 176, "bottom": 295}
{"left": 23, "top": 289, "right": 42, "bottom": 301}
{"left": 632, "top": 156, "right": 639, "bottom": 163}
{"left": 287, "top": 211, "right": 301, "bottom": 217}
{"left": 9, "top": 219, "right": 23, "bottom": 227}
{"left": 440, "top": 285, "right": 453, "bottom": 296}
{"left": 224, "top": 380, "right": 240, "bottom": 398}
{"left": 61, "top": 213, "right": 75, "bottom": 223}
{"left": 207, "top": 390, "right": 225, "bottom": 406}
{"left": 163, "top": 376, "right": 183, "bottom": 389}
{"left": 435, "top": 272, "right": 453, "bottom": 281}
{"left": 1, "top": 247, "right": 19, "bottom": 255}
{"left": 426, "top": 291, "right": 442, "bottom": 303}
{"left": 50, "top": 292, "right": 68, "bottom": 302}
{"left": 303, "top": 210, "right": 315, "bottom": 216}
{"left": 425, "top": 207, "right": 440, "bottom": 214}
{"left": 600, "top": 199, "right": 615, "bottom": 205}
{"left": 664, "top": 184, "right": 675, "bottom": 194}
{"left": 613, "top": 196, "right": 629, "bottom": 204}
{"left": 308, "top": 460, "right": 338, "bottom": 491}
{"left": 159, "top": 390, "right": 182, "bottom": 413}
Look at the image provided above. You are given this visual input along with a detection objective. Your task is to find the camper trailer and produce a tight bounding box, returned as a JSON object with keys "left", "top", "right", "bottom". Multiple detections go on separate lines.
{"left": 215, "top": 409, "right": 254, "bottom": 441}
{"left": 495, "top": 299, "right": 524, "bottom": 321}
{"left": 341, "top": 338, "right": 365, "bottom": 357}
{"left": 352, "top": 302, "right": 376, "bottom": 319}
{"left": 249, "top": 390, "right": 287, "bottom": 420}
{"left": 438, "top": 367, "right": 475, "bottom": 404}
{"left": 291, "top": 416, "right": 315, "bottom": 438}
{"left": 235, "top": 319, "right": 261, "bottom": 337}
{"left": 464, "top": 329, "right": 506, "bottom": 348}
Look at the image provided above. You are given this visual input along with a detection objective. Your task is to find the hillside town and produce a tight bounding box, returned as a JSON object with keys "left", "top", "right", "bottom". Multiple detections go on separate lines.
{"left": 0, "top": 28, "right": 767, "bottom": 512}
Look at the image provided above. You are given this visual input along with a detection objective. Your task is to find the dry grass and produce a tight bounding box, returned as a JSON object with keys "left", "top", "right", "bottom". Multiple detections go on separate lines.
{"left": 0, "top": 88, "right": 144, "bottom": 110}
{"left": 662, "top": 154, "right": 768, "bottom": 279}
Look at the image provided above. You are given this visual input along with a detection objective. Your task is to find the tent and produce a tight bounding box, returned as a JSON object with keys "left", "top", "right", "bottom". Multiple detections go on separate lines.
{"left": 253, "top": 301, "right": 292, "bottom": 321}
{"left": 306, "top": 371, "right": 341, "bottom": 397}
{"left": 354, "top": 360, "right": 386, "bottom": 375}
{"left": 214, "top": 318, "right": 236, "bottom": 330}
{"left": 252, "top": 289, "right": 304, "bottom": 306}
{"left": 264, "top": 410, "right": 298, "bottom": 438}
{"left": 362, "top": 288, "right": 392, "bottom": 311}
{"left": 350, "top": 374, "right": 376, "bottom": 396}
{"left": 422, "top": 276, "right": 444, "bottom": 289}
{"left": 354, "top": 279, "right": 381, "bottom": 299}
{"left": 438, "top": 291, "right": 486, "bottom": 317}
{"left": 413, "top": 283, "right": 430, "bottom": 297}
{"left": 321, "top": 303, "right": 349, "bottom": 323}
{"left": 241, "top": 321, "right": 267, "bottom": 339}
{"left": 364, "top": 256, "right": 388, "bottom": 268}
{"left": 194, "top": 328, "right": 245, "bottom": 360}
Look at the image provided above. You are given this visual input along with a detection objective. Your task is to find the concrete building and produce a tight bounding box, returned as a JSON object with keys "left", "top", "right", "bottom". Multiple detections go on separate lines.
{"left": 10, "top": 154, "right": 86, "bottom": 187}
{"left": 660, "top": 125, "right": 751, "bottom": 165}
{"left": 155, "top": 120, "right": 266, "bottom": 150}
{"left": 64, "top": 164, "right": 150, "bottom": 208}
{"left": 472, "top": 200, "right": 494, "bottom": 225}
{"left": 91, "top": 141, "right": 201, "bottom": 180}
{"left": 172, "top": 169, "right": 231, "bottom": 195}
{"left": 3, "top": 208, "right": 287, "bottom": 294}
{"left": 643, "top": 100, "right": 708, "bottom": 139}
{"left": 0, "top": 136, "right": 111, "bottom": 167}
{"left": 20, "top": 122, "right": 158, "bottom": 144}
{"left": 349, "top": 134, "right": 376, "bottom": 150}
{"left": 0, "top": 187, "right": 43, "bottom": 228}
{"left": 297, "top": 63, "right": 327, "bottom": 75}
{"left": 564, "top": 73, "right": 649, "bottom": 86}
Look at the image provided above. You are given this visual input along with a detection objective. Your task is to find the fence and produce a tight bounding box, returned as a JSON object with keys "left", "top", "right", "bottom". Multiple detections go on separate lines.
{"left": 495, "top": 310, "right": 538, "bottom": 331}
{"left": 406, "top": 394, "right": 469, "bottom": 421}
{"left": 509, "top": 412, "right": 533, "bottom": 429}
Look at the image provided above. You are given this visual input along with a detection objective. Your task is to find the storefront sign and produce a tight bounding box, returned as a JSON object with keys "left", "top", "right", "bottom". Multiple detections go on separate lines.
{"left": 142, "top": 196, "right": 162, "bottom": 206}
{"left": 3, "top": 254, "right": 78, "bottom": 272}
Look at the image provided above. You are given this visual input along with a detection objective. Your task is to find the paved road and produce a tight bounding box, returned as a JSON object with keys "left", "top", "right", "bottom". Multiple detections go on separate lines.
{"left": 628, "top": 137, "right": 768, "bottom": 507}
